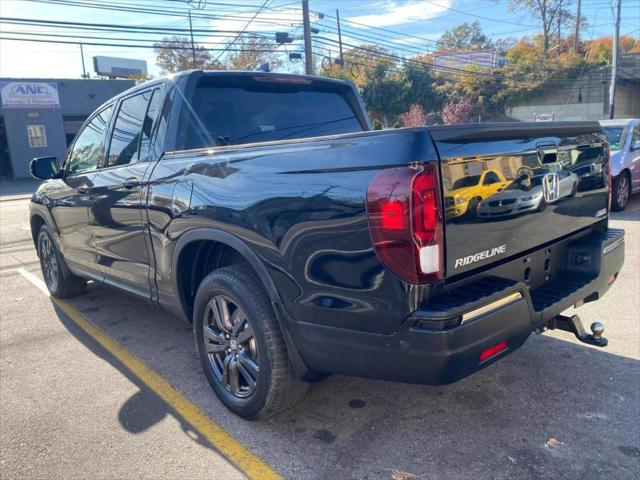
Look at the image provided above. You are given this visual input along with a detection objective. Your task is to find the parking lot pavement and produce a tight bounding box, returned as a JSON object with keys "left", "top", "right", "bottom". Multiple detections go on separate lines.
{"left": 1, "top": 195, "right": 639, "bottom": 480}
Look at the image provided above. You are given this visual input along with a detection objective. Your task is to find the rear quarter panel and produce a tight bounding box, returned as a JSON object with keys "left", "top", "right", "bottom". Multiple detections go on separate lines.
{"left": 147, "top": 129, "right": 437, "bottom": 334}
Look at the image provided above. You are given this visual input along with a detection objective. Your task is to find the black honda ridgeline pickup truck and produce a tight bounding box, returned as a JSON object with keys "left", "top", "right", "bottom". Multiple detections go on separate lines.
{"left": 30, "top": 71, "right": 625, "bottom": 419}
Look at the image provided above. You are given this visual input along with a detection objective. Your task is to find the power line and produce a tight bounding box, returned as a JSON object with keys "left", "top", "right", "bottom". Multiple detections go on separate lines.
{"left": 313, "top": 36, "right": 613, "bottom": 85}
{"left": 0, "top": 35, "right": 297, "bottom": 53}
{"left": 0, "top": 16, "right": 279, "bottom": 36}
{"left": 418, "top": 0, "right": 537, "bottom": 27}
{"left": 21, "top": 0, "right": 301, "bottom": 27}
{"left": 214, "top": 0, "right": 272, "bottom": 62}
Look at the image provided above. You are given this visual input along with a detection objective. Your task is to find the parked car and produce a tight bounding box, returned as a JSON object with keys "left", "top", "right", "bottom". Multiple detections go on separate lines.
{"left": 599, "top": 119, "right": 640, "bottom": 211}
{"left": 477, "top": 170, "right": 578, "bottom": 218}
{"left": 29, "top": 71, "right": 625, "bottom": 419}
{"left": 444, "top": 168, "right": 507, "bottom": 218}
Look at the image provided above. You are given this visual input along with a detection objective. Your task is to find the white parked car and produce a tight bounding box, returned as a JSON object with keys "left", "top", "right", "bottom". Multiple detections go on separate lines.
{"left": 599, "top": 119, "right": 640, "bottom": 211}
{"left": 478, "top": 171, "right": 578, "bottom": 219}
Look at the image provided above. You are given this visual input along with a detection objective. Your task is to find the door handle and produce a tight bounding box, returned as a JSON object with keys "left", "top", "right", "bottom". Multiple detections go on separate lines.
{"left": 122, "top": 177, "right": 141, "bottom": 189}
{"left": 75, "top": 185, "right": 89, "bottom": 194}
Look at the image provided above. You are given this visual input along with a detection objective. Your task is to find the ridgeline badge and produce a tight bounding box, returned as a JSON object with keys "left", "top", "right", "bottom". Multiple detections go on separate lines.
{"left": 455, "top": 244, "right": 507, "bottom": 269}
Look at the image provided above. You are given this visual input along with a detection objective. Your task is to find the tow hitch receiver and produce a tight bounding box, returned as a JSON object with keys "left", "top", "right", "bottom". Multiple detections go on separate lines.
{"left": 546, "top": 314, "right": 608, "bottom": 347}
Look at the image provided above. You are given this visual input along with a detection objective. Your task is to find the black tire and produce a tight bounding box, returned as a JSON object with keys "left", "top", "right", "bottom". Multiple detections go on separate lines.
{"left": 466, "top": 197, "right": 480, "bottom": 218}
{"left": 611, "top": 172, "right": 630, "bottom": 211}
{"left": 37, "top": 225, "right": 86, "bottom": 298}
{"left": 537, "top": 198, "right": 547, "bottom": 212}
{"left": 193, "top": 264, "right": 308, "bottom": 420}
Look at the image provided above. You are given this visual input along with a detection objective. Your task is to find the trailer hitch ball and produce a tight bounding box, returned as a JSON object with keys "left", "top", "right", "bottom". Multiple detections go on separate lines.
{"left": 545, "top": 314, "right": 609, "bottom": 348}
{"left": 590, "top": 322, "right": 605, "bottom": 339}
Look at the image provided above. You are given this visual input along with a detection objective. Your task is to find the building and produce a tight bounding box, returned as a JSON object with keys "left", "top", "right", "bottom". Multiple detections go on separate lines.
{"left": 433, "top": 49, "right": 507, "bottom": 71}
{"left": 506, "top": 54, "right": 640, "bottom": 121}
{"left": 0, "top": 78, "right": 135, "bottom": 178}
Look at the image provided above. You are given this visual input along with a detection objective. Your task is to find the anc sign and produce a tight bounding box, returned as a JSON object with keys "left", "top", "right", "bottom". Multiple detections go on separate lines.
{"left": 0, "top": 82, "right": 60, "bottom": 109}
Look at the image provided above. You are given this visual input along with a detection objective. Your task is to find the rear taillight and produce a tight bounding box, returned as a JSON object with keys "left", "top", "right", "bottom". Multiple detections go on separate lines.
{"left": 366, "top": 164, "right": 444, "bottom": 284}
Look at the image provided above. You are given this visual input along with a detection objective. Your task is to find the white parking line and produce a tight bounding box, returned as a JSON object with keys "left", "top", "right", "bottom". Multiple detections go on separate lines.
{"left": 0, "top": 267, "right": 49, "bottom": 295}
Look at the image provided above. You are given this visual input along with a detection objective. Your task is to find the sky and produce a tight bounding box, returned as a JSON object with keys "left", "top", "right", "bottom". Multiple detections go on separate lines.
{"left": 0, "top": 0, "right": 638, "bottom": 79}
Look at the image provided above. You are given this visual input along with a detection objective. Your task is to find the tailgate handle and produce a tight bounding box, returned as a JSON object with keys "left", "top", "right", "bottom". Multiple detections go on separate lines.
{"left": 536, "top": 143, "right": 558, "bottom": 165}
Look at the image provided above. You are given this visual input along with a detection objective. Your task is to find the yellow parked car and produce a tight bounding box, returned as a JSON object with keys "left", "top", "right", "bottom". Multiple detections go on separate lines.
{"left": 444, "top": 169, "right": 507, "bottom": 218}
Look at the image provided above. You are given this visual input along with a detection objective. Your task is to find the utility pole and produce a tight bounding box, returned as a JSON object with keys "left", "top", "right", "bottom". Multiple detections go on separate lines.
{"left": 188, "top": 10, "right": 197, "bottom": 66}
{"left": 608, "top": 0, "right": 622, "bottom": 119}
{"left": 79, "top": 43, "right": 88, "bottom": 79}
{"left": 573, "top": 0, "right": 581, "bottom": 53}
{"left": 336, "top": 9, "right": 344, "bottom": 69}
{"left": 302, "top": 0, "right": 314, "bottom": 75}
{"left": 557, "top": 0, "right": 562, "bottom": 56}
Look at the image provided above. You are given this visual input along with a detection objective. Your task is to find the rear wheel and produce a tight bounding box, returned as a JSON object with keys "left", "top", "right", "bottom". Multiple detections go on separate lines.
{"left": 193, "top": 264, "right": 308, "bottom": 420}
{"left": 466, "top": 197, "right": 480, "bottom": 218}
{"left": 612, "top": 172, "right": 630, "bottom": 211}
{"left": 37, "top": 225, "right": 86, "bottom": 298}
{"left": 537, "top": 198, "right": 547, "bottom": 212}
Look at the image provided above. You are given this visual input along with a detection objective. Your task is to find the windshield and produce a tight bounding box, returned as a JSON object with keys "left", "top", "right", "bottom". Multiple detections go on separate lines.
{"left": 452, "top": 175, "right": 481, "bottom": 189}
{"left": 180, "top": 77, "right": 364, "bottom": 150}
{"left": 603, "top": 126, "right": 625, "bottom": 150}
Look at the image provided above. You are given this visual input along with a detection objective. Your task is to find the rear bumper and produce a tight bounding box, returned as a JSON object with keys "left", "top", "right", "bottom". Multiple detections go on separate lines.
{"left": 289, "top": 228, "right": 625, "bottom": 384}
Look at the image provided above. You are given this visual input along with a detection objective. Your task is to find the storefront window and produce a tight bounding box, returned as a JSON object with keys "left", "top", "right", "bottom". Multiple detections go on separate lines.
{"left": 27, "top": 125, "right": 47, "bottom": 148}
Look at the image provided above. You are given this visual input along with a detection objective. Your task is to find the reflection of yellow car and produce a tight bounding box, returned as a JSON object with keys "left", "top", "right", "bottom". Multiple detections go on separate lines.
{"left": 445, "top": 169, "right": 507, "bottom": 218}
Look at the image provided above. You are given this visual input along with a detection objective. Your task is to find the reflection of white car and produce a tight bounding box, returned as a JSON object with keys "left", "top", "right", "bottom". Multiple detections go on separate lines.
{"left": 478, "top": 172, "right": 578, "bottom": 218}
{"left": 599, "top": 119, "right": 640, "bottom": 211}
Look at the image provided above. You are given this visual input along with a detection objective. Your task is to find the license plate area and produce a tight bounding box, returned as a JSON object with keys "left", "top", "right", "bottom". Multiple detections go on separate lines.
{"left": 520, "top": 243, "right": 570, "bottom": 290}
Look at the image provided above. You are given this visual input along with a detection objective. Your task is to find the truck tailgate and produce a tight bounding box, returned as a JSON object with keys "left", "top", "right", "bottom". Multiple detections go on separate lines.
{"left": 430, "top": 122, "right": 609, "bottom": 278}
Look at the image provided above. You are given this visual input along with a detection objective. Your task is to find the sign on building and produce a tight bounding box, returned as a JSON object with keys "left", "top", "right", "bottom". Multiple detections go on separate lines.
{"left": 0, "top": 81, "right": 60, "bottom": 109}
{"left": 93, "top": 56, "right": 148, "bottom": 79}
{"left": 433, "top": 50, "right": 505, "bottom": 70}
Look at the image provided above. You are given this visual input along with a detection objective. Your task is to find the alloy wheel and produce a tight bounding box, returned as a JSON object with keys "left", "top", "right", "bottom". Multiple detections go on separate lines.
{"left": 617, "top": 175, "right": 629, "bottom": 209}
{"left": 39, "top": 234, "right": 59, "bottom": 292}
{"left": 202, "top": 295, "right": 259, "bottom": 398}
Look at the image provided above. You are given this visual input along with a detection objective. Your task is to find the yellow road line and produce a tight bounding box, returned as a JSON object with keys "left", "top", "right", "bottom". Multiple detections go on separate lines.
{"left": 2, "top": 268, "right": 282, "bottom": 480}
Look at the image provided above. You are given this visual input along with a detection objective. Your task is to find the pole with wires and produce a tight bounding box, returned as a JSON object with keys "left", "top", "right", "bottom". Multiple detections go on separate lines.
{"left": 608, "top": 0, "right": 622, "bottom": 119}
{"left": 573, "top": 0, "right": 581, "bottom": 53}
{"left": 557, "top": 0, "right": 562, "bottom": 56}
{"left": 188, "top": 10, "right": 196, "bottom": 66}
{"left": 302, "top": 0, "right": 314, "bottom": 75}
{"left": 79, "top": 42, "right": 88, "bottom": 78}
{"left": 336, "top": 9, "right": 344, "bottom": 69}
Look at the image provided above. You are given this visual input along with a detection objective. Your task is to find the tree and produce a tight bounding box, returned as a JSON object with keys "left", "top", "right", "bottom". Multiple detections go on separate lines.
{"left": 436, "top": 21, "right": 493, "bottom": 51}
{"left": 360, "top": 60, "right": 406, "bottom": 124}
{"left": 584, "top": 35, "right": 640, "bottom": 64}
{"left": 322, "top": 44, "right": 392, "bottom": 87}
{"left": 225, "top": 35, "right": 282, "bottom": 71}
{"left": 153, "top": 36, "right": 225, "bottom": 73}
{"left": 400, "top": 61, "right": 440, "bottom": 112}
{"left": 399, "top": 104, "right": 427, "bottom": 127}
{"left": 503, "top": 0, "right": 574, "bottom": 56}
{"left": 442, "top": 97, "right": 474, "bottom": 124}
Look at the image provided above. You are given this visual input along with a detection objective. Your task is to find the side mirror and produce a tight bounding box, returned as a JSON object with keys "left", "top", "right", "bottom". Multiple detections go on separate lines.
{"left": 30, "top": 156, "right": 61, "bottom": 180}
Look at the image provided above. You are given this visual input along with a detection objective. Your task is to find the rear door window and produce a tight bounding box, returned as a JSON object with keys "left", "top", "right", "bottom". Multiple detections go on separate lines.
{"left": 180, "top": 78, "right": 364, "bottom": 150}
{"left": 483, "top": 171, "right": 501, "bottom": 185}
{"left": 139, "top": 88, "right": 163, "bottom": 160}
{"left": 106, "top": 90, "right": 153, "bottom": 167}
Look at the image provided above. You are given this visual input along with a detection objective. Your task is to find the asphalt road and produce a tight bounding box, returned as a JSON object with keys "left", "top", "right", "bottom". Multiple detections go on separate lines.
{"left": 1, "top": 193, "right": 638, "bottom": 480}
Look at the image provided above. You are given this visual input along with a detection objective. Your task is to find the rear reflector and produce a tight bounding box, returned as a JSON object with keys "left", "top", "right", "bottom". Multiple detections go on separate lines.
{"left": 479, "top": 340, "right": 508, "bottom": 363}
